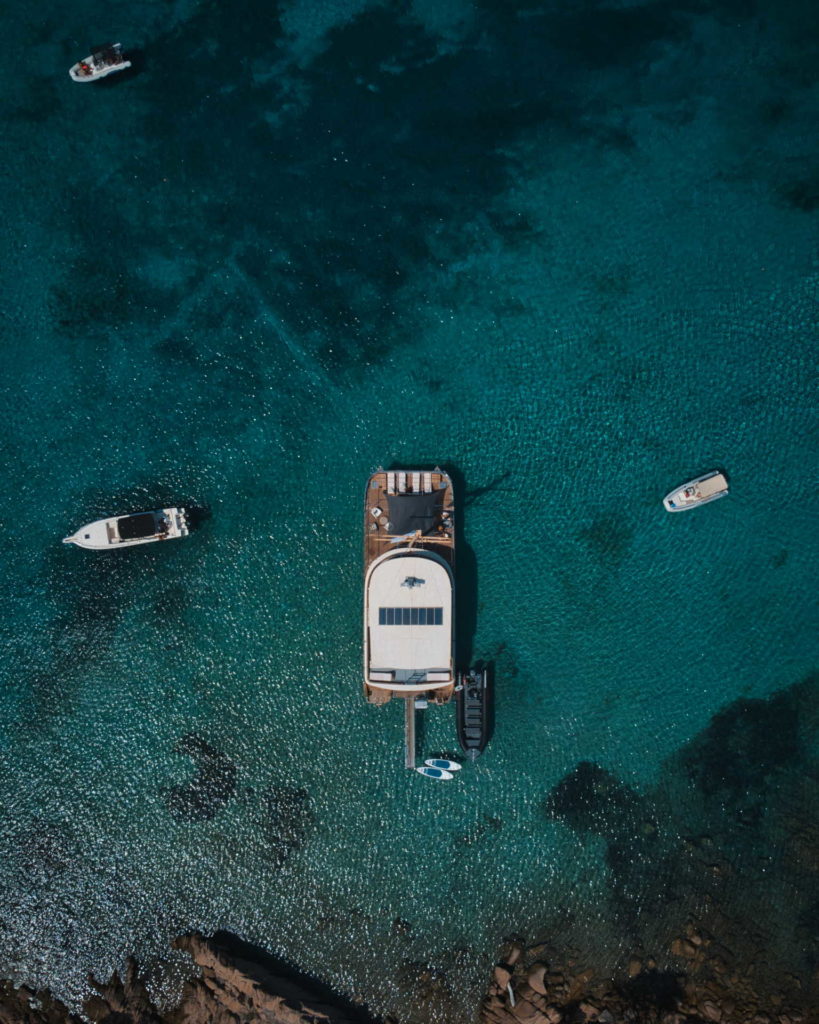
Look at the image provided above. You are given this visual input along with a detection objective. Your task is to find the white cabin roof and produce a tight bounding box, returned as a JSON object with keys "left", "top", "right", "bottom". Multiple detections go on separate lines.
{"left": 367, "top": 553, "right": 452, "bottom": 674}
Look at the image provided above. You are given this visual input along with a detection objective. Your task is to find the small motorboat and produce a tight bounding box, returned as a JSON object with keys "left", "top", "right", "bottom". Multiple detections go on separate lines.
{"left": 416, "top": 766, "right": 454, "bottom": 780}
{"left": 69, "top": 43, "right": 131, "bottom": 82}
{"left": 456, "top": 665, "right": 490, "bottom": 760}
{"left": 424, "top": 758, "right": 461, "bottom": 772}
{"left": 63, "top": 508, "right": 189, "bottom": 549}
{"left": 663, "top": 470, "right": 729, "bottom": 512}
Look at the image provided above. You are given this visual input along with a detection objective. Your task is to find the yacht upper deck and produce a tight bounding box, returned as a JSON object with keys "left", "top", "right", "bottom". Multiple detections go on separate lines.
{"left": 363, "top": 468, "right": 455, "bottom": 705}
{"left": 364, "top": 469, "right": 454, "bottom": 570}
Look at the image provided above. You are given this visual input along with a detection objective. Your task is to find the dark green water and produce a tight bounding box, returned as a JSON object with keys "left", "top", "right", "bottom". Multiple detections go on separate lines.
{"left": 1, "top": 1, "right": 817, "bottom": 1020}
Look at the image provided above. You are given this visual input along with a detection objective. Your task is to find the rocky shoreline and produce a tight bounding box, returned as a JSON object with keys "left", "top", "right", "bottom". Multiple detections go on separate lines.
{"left": 0, "top": 932, "right": 384, "bottom": 1024}
{"left": 479, "top": 929, "right": 814, "bottom": 1024}
{"left": 0, "top": 925, "right": 814, "bottom": 1024}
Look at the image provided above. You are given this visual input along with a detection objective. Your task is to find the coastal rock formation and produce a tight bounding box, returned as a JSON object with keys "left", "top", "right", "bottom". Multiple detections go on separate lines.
{"left": 171, "top": 932, "right": 378, "bottom": 1024}
{"left": 478, "top": 936, "right": 812, "bottom": 1024}
{"left": 0, "top": 982, "right": 79, "bottom": 1024}
{"left": 0, "top": 933, "right": 381, "bottom": 1024}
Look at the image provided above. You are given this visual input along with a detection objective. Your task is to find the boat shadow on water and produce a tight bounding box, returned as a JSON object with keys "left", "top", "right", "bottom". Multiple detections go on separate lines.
{"left": 439, "top": 463, "right": 479, "bottom": 667}
{"left": 182, "top": 504, "right": 211, "bottom": 531}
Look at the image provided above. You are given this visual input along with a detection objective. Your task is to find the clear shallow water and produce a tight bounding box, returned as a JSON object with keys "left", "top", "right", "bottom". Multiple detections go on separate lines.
{"left": 1, "top": 0, "right": 818, "bottom": 1020}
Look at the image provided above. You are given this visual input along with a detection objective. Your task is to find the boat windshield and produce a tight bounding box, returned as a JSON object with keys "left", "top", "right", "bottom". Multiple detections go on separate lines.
{"left": 93, "top": 46, "right": 120, "bottom": 65}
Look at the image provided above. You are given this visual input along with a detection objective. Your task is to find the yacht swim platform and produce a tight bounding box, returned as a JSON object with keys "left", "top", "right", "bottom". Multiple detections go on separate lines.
{"left": 663, "top": 471, "right": 729, "bottom": 512}
{"left": 363, "top": 467, "right": 455, "bottom": 710}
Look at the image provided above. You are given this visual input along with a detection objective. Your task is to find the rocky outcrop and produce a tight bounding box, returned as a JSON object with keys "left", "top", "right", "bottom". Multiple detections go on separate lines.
{"left": 0, "top": 982, "right": 79, "bottom": 1024}
{"left": 0, "top": 933, "right": 382, "bottom": 1024}
{"left": 170, "top": 932, "right": 380, "bottom": 1024}
{"left": 478, "top": 932, "right": 812, "bottom": 1024}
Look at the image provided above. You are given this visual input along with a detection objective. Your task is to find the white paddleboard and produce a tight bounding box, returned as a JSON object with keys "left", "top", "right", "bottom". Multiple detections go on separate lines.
{"left": 424, "top": 758, "right": 462, "bottom": 772}
{"left": 416, "top": 766, "right": 454, "bottom": 780}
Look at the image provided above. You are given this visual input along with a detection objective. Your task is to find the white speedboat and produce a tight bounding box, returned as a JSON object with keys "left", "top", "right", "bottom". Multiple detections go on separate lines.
{"left": 663, "top": 471, "right": 729, "bottom": 512}
{"left": 416, "top": 766, "right": 454, "bottom": 780}
{"left": 63, "top": 508, "right": 189, "bottom": 549}
{"left": 424, "top": 758, "right": 461, "bottom": 772}
{"left": 69, "top": 43, "right": 131, "bottom": 82}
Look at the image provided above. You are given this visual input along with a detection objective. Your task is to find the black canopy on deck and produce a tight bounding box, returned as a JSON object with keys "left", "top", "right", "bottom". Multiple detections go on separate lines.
{"left": 387, "top": 491, "right": 443, "bottom": 536}
{"left": 117, "top": 512, "right": 158, "bottom": 540}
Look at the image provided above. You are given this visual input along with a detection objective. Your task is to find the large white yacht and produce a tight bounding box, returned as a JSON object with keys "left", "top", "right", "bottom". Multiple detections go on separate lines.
{"left": 363, "top": 468, "right": 455, "bottom": 706}
{"left": 63, "top": 508, "right": 189, "bottom": 549}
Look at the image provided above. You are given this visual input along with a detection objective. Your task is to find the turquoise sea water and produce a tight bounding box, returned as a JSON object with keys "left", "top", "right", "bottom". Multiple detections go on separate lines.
{"left": 1, "top": 1, "right": 818, "bottom": 1020}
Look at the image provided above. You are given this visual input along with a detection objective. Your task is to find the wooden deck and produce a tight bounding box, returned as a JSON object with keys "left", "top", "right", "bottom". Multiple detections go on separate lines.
{"left": 363, "top": 468, "right": 455, "bottom": 573}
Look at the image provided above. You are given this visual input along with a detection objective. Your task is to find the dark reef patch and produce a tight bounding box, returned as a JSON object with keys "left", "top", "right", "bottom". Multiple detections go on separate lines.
{"left": 545, "top": 761, "right": 643, "bottom": 836}
{"left": 617, "top": 968, "right": 686, "bottom": 1014}
{"left": 771, "top": 547, "right": 789, "bottom": 569}
{"left": 112, "top": 0, "right": 703, "bottom": 389}
{"left": 262, "top": 785, "right": 313, "bottom": 866}
{"left": 781, "top": 177, "right": 819, "bottom": 213}
{"left": 453, "top": 815, "right": 503, "bottom": 849}
{"left": 680, "top": 687, "right": 802, "bottom": 800}
{"left": 577, "top": 514, "right": 634, "bottom": 567}
{"left": 537, "top": 675, "right": 819, "bottom": 1008}
{"left": 165, "top": 733, "right": 238, "bottom": 822}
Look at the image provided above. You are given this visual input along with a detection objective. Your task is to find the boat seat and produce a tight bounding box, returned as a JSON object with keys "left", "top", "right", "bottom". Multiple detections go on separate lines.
{"left": 387, "top": 472, "right": 396, "bottom": 494}
{"left": 411, "top": 472, "right": 421, "bottom": 492}
{"left": 423, "top": 472, "right": 432, "bottom": 493}
{"left": 370, "top": 671, "right": 394, "bottom": 682}
{"left": 398, "top": 472, "right": 407, "bottom": 493}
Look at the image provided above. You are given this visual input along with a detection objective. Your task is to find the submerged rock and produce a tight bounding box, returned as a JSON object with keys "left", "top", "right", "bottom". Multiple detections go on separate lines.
{"left": 164, "top": 734, "right": 238, "bottom": 822}
{"left": 262, "top": 785, "right": 312, "bottom": 866}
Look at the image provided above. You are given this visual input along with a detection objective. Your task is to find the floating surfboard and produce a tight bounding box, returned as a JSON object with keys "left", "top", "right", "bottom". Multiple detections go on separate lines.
{"left": 416, "top": 766, "right": 454, "bottom": 780}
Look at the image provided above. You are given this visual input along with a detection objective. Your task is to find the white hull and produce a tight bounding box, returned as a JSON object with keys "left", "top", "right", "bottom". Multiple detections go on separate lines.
{"left": 663, "top": 471, "right": 729, "bottom": 512}
{"left": 63, "top": 508, "right": 189, "bottom": 549}
{"left": 69, "top": 44, "right": 131, "bottom": 81}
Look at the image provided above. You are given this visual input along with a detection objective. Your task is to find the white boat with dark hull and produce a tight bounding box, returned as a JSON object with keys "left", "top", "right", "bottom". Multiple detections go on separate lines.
{"left": 69, "top": 43, "right": 131, "bottom": 82}
{"left": 63, "top": 508, "right": 189, "bottom": 549}
{"left": 663, "top": 471, "right": 729, "bottom": 512}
